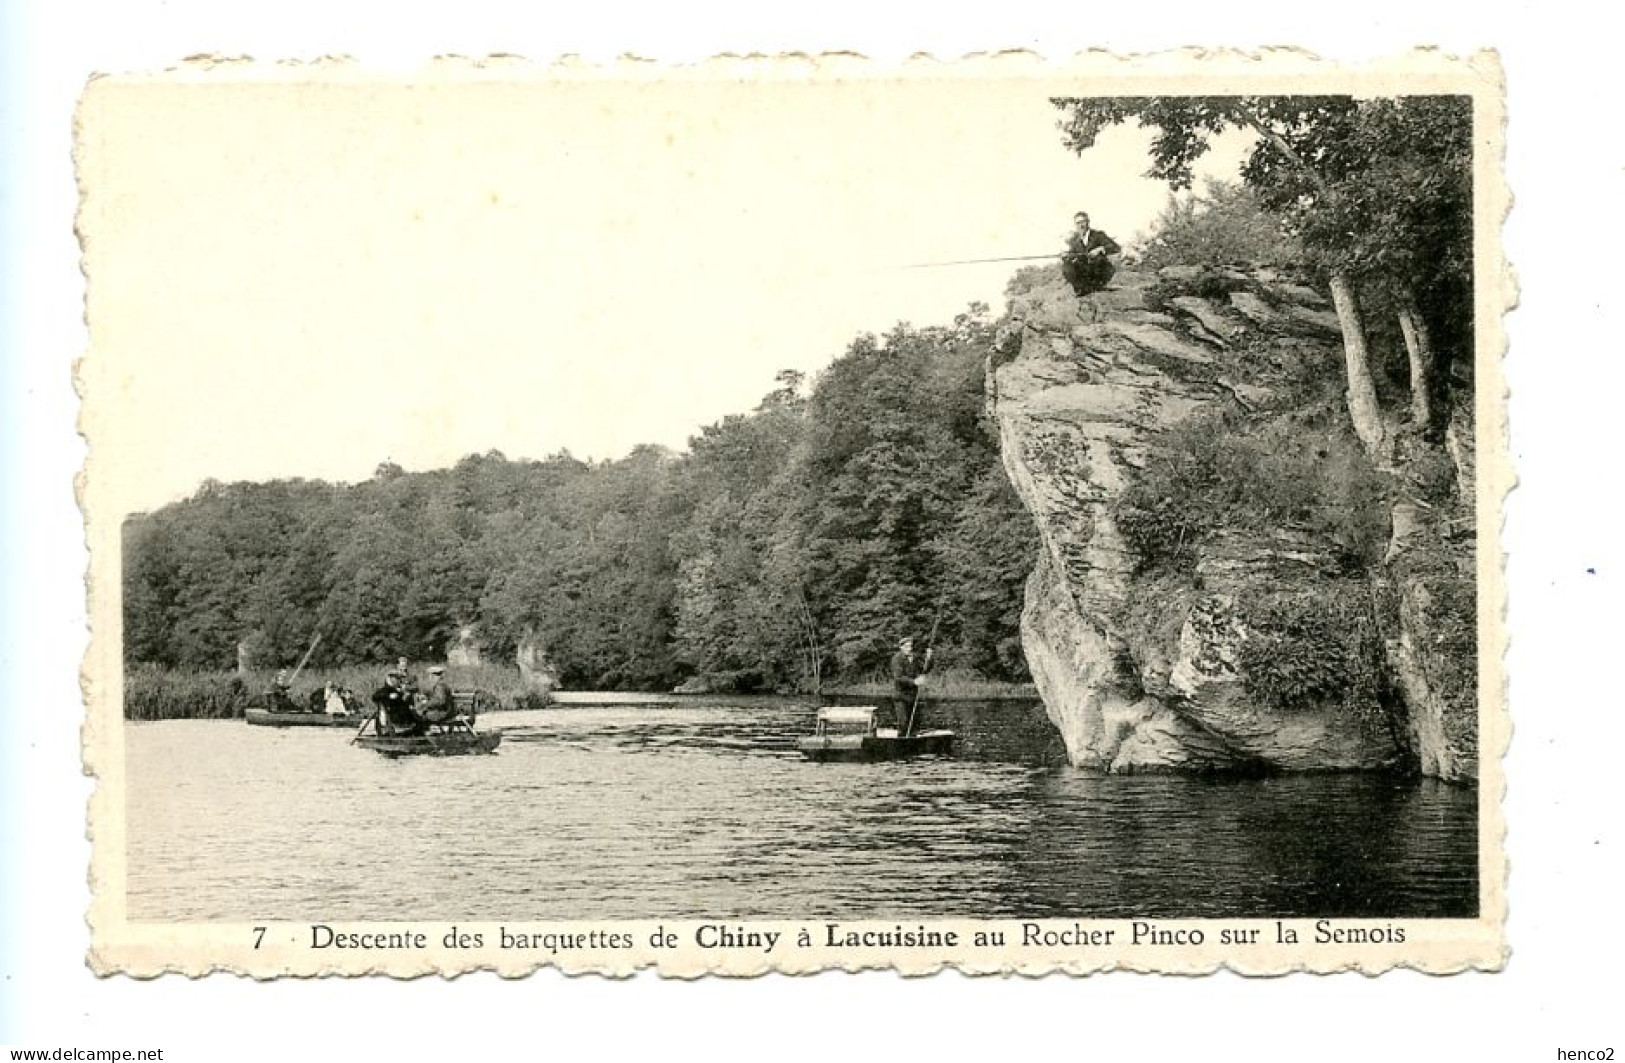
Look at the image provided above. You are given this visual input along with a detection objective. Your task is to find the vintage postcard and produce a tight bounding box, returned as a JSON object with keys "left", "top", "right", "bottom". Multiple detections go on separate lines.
{"left": 79, "top": 49, "right": 1508, "bottom": 976}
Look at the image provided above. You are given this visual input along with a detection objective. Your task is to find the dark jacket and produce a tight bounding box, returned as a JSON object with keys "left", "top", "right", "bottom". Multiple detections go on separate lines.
{"left": 264, "top": 681, "right": 299, "bottom": 713}
{"left": 890, "top": 650, "right": 928, "bottom": 695}
{"left": 1064, "top": 227, "right": 1121, "bottom": 261}
{"left": 420, "top": 679, "right": 455, "bottom": 723}
{"left": 372, "top": 682, "right": 414, "bottom": 716}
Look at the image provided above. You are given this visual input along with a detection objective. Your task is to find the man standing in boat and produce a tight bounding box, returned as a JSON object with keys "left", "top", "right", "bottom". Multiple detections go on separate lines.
{"left": 890, "top": 637, "right": 932, "bottom": 737}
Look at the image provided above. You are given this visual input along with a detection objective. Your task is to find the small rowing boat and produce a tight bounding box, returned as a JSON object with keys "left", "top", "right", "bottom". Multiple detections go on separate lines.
{"left": 354, "top": 728, "right": 502, "bottom": 757}
{"left": 796, "top": 706, "right": 955, "bottom": 763}
{"left": 353, "top": 690, "right": 502, "bottom": 757}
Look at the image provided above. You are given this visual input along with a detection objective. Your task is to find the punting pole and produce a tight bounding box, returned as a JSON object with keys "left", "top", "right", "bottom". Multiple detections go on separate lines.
{"left": 287, "top": 633, "right": 323, "bottom": 685}
{"left": 350, "top": 710, "right": 379, "bottom": 745}
{"left": 903, "top": 600, "right": 944, "bottom": 737}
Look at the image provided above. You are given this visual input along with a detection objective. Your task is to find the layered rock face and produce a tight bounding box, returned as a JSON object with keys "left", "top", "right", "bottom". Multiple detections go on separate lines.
{"left": 516, "top": 628, "right": 558, "bottom": 695}
{"left": 1379, "top": 426, "right": 1479, "bottom": 782}
{"left": 446, "top": 625, "right": 485, "bottom": 667}
{"left": 992, "top": 267, "right": 1476, "bottom": 780}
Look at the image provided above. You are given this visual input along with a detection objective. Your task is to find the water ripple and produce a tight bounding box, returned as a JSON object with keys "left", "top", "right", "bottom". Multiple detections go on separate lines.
{"left": 124, "top": 698, "right": 1477, "bottom": 921}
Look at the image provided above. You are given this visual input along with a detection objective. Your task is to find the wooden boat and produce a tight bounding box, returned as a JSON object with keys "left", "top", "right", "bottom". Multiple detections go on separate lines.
{"left": 354, "top": 728, "right": 502, "bottom": 757}
{"left": 354, "top": 690, "right": 501, "bottom": 756}
{"left": 245, "top": 707, "right": 367, "bottom": 728}
{"left": 797, "top": 706, "right": 955, "bottom": 763}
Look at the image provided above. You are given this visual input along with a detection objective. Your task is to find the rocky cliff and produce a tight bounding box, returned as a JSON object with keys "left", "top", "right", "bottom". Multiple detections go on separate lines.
{"left": 991, "top": 266, "right": 1476, "bottom": 781}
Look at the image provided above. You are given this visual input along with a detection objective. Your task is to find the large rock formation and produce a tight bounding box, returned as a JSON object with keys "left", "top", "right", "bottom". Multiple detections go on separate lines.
{"left": 516, "top": 627, "right": 558, "bottom": 695}
{"left": 446, "top": 624, "right": 485, "bottom": 667}
{"left": 1378, "top": 429, "right": 1479, "bottom": 782}
{"left": 992, "top": 267, "right": 1476, "bottom": 780}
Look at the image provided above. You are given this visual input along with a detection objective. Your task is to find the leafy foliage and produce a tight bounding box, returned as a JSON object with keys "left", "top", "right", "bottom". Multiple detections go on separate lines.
{"left": 792, "top": 310, "right": 1029, "bottom": 679}
{"left": 1136, "top": 180, "right": 1302, "bottom": 270}
{"left": 1237, "top": 587, "right": 1382, "bottom": 714}
{"left": 1112, "top": 413, "right": 1388, "bottom": 575}
{"left": 123, "top": 311, "right": 1037, "bottom": 694}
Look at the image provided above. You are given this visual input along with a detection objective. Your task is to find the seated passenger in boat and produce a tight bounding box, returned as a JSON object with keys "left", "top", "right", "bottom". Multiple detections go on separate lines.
{"left": 264, "top": 670, "right": 302, "bottom": 713}
{"left": 395, "top": 656, "right": 419, "bottom": 695}
{"left": 419, "top": 666, "right": 457, "bottom": 727}
{"left": 323, "top": 682, "right": 350, "bottom": 716}
{"left": 372, "top": 670, "right": 427, "bottom": 736}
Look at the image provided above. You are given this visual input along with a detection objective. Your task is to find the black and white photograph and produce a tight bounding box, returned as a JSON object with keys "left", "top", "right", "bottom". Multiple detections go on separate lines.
{"left": 76, "top": 55, "right": 1505, "bottom": 976}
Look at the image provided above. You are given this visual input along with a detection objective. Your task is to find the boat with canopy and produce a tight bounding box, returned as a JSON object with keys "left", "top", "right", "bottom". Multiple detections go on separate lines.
{"left": 796, "top": 705, "right": 954, "bottom": 763}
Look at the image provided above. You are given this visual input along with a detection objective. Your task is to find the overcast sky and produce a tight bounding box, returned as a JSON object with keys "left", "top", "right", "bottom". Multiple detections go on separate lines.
{"left": 79, "top": 71, "right": 1249, "bottom": 515}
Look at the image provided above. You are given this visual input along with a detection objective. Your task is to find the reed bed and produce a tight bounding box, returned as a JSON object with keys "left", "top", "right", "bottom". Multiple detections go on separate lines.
{"left": 122, "top": 662, "right": 550, "bottom": 721}
{"left": 822, "top": 668, "right": 1038, "bottom": 701}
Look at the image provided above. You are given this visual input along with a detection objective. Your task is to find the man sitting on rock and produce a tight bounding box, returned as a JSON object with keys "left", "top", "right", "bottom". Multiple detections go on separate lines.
{"left": 1061, "top": 211, "right": 1121, "bottom": 297}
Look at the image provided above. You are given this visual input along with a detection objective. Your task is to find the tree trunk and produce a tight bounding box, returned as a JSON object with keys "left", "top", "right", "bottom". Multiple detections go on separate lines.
{"left": 1395, "top": 292, "right": 1436, "bottom": 431}
{"left": 795, "top": 588, "right": 823, "bottom": 694}
{"left": 1327, "top": 271, "right": 1387, "bottom": 459}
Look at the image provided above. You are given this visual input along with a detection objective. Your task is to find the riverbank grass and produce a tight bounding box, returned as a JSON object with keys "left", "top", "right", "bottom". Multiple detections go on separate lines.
{"left": 821, "top": 669, "right": 1037, "bottom": 701}
{"left": 123, "top": 663, "right": 548, "bottom": 721}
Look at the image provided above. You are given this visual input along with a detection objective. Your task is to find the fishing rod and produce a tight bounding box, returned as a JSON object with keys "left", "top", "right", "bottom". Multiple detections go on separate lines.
{"left": 901, "top": 252, "right": 1065, "bottom": 270}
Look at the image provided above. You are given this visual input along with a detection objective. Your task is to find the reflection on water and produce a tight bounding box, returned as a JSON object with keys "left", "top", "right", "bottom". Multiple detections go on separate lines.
{"left": 125, "top": 697, "right": 1476, "bottom": 922}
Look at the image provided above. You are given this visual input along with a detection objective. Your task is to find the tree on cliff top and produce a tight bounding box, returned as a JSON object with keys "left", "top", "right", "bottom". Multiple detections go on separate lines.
{"left": 1053, "top": 94, "right": 1472, "bottom": 449}
{"left": 1137, "top": 178, "right": 1301, "bottom": 270}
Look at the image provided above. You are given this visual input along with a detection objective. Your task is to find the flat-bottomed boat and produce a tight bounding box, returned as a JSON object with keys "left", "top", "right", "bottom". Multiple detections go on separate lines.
{"left": 796, "top": 706, "right": 954, "bottom": 763}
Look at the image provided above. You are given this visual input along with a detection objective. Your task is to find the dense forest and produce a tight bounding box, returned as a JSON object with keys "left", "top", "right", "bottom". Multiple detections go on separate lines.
{"left": 122, "top": 307, "right": 1038, "bottom": 692}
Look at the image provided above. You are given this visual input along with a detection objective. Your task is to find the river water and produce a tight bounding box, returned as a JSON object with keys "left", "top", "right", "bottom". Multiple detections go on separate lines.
{"left": 124, "top": 696, "right": 1477, "bottom": 922}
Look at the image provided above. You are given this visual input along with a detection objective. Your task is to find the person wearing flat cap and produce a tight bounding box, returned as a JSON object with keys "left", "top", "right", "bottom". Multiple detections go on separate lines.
{"left": 889, "top": 637, "right": 933, "bottom": 737}
{"left": 420, "top": 665, "right": 456, "bottom": 726}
